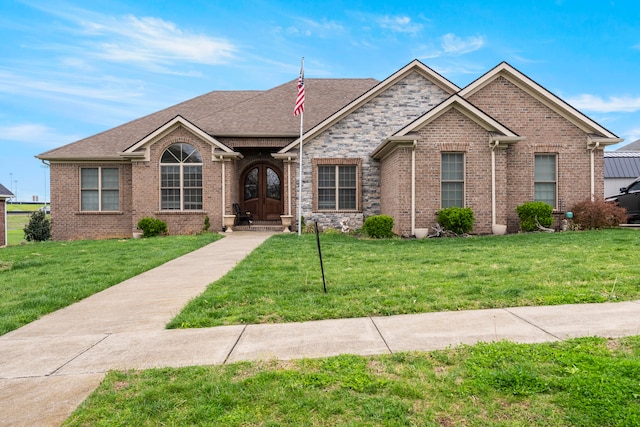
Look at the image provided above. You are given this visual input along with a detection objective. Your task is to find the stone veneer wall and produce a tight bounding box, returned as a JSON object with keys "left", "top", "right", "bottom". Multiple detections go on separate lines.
{"left": 49, "top": 162, "right": 133, "bottom": 240}
{"left": 468, "top": 76, "right": 603, "bottom": 232}
{"left": 297, "top": 71, "right": 451, "bottom": 231}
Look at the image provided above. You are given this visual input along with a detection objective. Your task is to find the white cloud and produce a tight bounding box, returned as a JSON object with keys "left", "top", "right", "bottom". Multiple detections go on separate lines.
{"left": 566, "top": 94, "right": 640, "bottom": 113}
{"left": 376, "top": 15, "right": 423, "bottom": 34}
{"left": 0, "top": 124, "right": 82, "bottom": 148}
{"left": 440, "top": 33, "right": 485, "bottom": 55}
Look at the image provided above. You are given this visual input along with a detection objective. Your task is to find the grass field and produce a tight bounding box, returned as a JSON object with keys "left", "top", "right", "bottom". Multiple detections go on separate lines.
{"left": 0, "top": 233, "right": 221, "bottom": 335}
{"left": 65, "top": 336, "right": 640, "bottom": 426}
{"left": 168, "top": 229, "right": 640, "bottom": 329}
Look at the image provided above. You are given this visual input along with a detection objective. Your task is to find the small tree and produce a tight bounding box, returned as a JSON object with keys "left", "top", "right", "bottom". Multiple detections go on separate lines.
{"left": 23, "top": 210, "right": 51, "bottom": 242}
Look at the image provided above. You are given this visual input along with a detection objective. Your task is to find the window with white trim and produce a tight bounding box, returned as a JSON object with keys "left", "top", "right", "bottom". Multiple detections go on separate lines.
{"left": 534, "top": 154, "right": 557, "bottom": 208}
{"left": 160, "top": 143, "right": 203, "bottom": 210}
{"left": 80, "top": 167, "right": 119, "bottom": 211}
{"left": 317, "top": 164, "right": 357, "bottom": 211}
{"left": 441, "top": 153, "right": 464, "bottom": 208}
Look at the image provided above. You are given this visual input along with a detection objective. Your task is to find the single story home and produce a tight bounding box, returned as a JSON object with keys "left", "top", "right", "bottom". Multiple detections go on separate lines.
{"left": 0, "top": 183, "right": 14, "bottom": 247}
{"left": 37, "top": 60, "right": 621, "bottom": 240}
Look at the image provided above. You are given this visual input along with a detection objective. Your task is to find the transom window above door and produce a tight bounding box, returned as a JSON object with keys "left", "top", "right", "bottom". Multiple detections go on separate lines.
{"left": 160, "top": 143, "right": 203, "bottom": 210}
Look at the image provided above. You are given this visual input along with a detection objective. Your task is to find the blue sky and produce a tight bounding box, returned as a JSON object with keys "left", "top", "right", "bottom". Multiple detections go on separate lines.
{"left": 1, "top": 0, "right": 640, "bottom": 202}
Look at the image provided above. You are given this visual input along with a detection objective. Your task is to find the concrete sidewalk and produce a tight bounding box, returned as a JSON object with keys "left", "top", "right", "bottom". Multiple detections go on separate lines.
{"left": 1, "top": 232, "right": 640, "bottom": 426}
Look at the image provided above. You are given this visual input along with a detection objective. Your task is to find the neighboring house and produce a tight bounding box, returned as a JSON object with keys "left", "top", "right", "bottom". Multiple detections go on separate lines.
{"left": 604, "top": 140, "right": 640, "bottom": 197}
{"left": 0, "top": 183, "right": 14, "bottom": 247}
{"left": 37, "top": 60, "right": 621, "bottom": 240}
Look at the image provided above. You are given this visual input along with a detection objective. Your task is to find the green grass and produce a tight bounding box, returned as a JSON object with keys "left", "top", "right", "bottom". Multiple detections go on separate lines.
{"left": 6, "top": 212, "right": 30, "bottom": 246}
{"left": 168, "top": 229, "right": 640, "bottom": 328}
{"left": 6, "top": 203, "right": 44, "bottom": 212}
{"left": 64, "top": 336, "right": 640, "bottom": 426}
{"left": 0, "top": 233, "right": 221, "bottom": 335}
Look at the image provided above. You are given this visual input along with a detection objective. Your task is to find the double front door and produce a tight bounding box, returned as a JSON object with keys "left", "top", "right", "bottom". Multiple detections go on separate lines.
{"left": 241, "top": 163, "right": 283, "bottom": 221}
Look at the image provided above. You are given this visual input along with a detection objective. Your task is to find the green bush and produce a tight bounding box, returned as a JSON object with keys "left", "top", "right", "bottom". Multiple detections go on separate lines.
{"left": 202, "top": 215, "right": 211, "bottom": 232}
{"left": 516, "top": 201, "right": 553, "bottom": 232}
{"left": 436, "top": 207, "right": 475, "bottom": 234}
{"left": 23, "top": 210, "right": 51, "bottom": 242}
{"left": 362, "top": 215, "right": 394, "bottom": 238}
{"left": 570, "top": 199, "right": 628, "bottom": 229}
{"left": 136, "top": 217, "right": 168, "bottom": 237}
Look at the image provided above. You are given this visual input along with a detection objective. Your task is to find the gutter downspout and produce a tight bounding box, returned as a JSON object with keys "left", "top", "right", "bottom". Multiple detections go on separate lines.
{"left": 411, "top": 140, "right": 417, "bottom": 236}
{"left": 220, "top": 155, "right": 226, "bottom": 226}
{"left": 491, "top": 140, "right": 499, "bottom": 227}
{"left": 589, "top": 141, "right": 599, "bottom": 202}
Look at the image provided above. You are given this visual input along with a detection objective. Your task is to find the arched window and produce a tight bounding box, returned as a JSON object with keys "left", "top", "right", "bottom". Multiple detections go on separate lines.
{"left": 160, "top": 143, "right": 203, "bottom": 210}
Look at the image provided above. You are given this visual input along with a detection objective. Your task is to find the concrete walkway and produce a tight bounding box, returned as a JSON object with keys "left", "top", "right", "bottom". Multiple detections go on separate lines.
{"left": 1, "top": 231, "right": 640, "bottom": 426}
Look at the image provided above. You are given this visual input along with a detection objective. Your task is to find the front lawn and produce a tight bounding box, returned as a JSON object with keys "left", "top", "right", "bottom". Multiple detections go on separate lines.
{"left": 0, "top": 233, "right": 221, "bottom": 335}
{"left": 169, "top": 229, "right": 640, "bottom": 328}
{"left": 65, "top": 336, "right": 640, "bottom": 426}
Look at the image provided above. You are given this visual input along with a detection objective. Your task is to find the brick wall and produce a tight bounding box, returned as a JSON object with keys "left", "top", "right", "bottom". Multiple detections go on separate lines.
{"left": 49, "top": 162, "right": 133, "bottom": 240}
{"left": 468, "top": 76, "right": 603, "bottom": 232}
{"left": 132, "top": 126, "right": 223, "bottom": 235}
{"left": 298, "top": 71, "right": 451, "bottom": 230}
{"left": 379, "top": 146, "right": 412, "bottom": 235}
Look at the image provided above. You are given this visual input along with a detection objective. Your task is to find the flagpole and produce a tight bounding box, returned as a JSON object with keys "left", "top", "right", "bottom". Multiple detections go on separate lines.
{"left": 297, "top": 57, "right": 304, "bottom": 236}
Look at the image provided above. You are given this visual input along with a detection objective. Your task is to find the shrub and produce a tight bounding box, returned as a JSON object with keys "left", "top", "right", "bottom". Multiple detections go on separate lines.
{"left": 570, "top": 199, "right": 628, "bottom": 229}
{"left": 516, "top": 201, "right": 553, "bottom": 232}
{"left": 23, "top": 210, "right": 51, "bottom": 242}
{"left": 436, "top": 207, "right": 475, "bottom": 235}
{"left": 202, "top": 215, "right": 211, "bottom": 233}
{"left": 136, "top": 217, "right": 168, "bottom": 237}
{"left": 362, "top": 215, "right": 394, "bottom": 238}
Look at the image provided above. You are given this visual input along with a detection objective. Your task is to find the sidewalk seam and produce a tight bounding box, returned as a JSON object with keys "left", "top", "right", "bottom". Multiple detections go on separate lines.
{"left": 224, "top": 325, "right": 247, "bottom": 364}
{"left": 368, "top": 317, "right": 393, "bottom": 355}
{"left": 49, "top": 334, "right": 112, "bottom": 376}
{"left": 503, "top": 308, "right": 562, "bottom": 341}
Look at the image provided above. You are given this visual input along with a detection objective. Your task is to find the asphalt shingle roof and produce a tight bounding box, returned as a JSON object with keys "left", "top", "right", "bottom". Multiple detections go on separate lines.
{"left": 37, "top": 78, "right": 379, "bottom": 160}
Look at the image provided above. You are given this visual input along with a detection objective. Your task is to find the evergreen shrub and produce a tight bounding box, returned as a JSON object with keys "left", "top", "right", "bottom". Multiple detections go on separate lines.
{"left": 516, "top": 201, "right": 553, "bottom": 232}
{"left": 137, "top": 217, "right": 168, "bottom": 237}
{"left": 436, "top": 207, "right": 475, "bottom": 234}
{"left": 363, "top": 215, "right": 394, "bottom": 238}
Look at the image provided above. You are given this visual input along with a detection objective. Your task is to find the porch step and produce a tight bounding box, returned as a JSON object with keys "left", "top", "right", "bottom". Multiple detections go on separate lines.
{"left": 233, "top": 221, "right": 288, "bottom": 232}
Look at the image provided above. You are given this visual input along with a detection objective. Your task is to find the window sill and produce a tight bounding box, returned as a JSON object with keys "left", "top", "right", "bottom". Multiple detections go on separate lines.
{"left": 76, "top": 211, "right": 123, "bottom": 215}
{"left": 156, "top": 210, "right": 207, "bottom": 215}
{"left": 314, "top": 210, "right": 361, "bottom": 214}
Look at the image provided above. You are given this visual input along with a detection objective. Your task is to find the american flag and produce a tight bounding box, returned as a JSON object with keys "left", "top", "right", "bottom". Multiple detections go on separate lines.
{"left": 294, "top": 63, "right": 305, "bottom": 116}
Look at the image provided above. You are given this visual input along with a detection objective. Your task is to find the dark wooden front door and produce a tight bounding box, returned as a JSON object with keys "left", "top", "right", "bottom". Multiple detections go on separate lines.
{"left": 241, "top": 163, "right": 283, "bottom": 221}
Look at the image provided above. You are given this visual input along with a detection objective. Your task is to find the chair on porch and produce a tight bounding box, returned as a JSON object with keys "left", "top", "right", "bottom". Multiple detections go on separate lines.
{"left": 233, "top": 203, "right": 253, "bottom": 226}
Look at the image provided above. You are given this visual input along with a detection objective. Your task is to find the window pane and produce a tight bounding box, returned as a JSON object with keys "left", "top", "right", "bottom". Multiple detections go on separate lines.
{"left": 81, "top": 190, "right": 99, "bottom": 211}
{"left": 339, "top": 189, "right": 356, "bottom": 209}
{"left": 183, "top": 189, "right": 203, "bottom": 210}
{"left": 161, "top": 189, "right": 180, "bottom": 210}
{"left": 183, "top": 166, "right": 202, "bottom": 188}
{"left": 318, "top": 189, "right": 336, "bottom": 210}
{"left": 101, "top": 190, "right": 119, "bottom": 211}
{"left": 81, "top": 168, "right": 98, "bottom": 189}
{"left": 244, "top": 168, "right": 258, "bottom": 200}
{"left": 442, "top": 182, "right": 464, "bottom": 208}
{"left": 318, "top": 166, "right": 335, "bottom": 189}
{"left": 535, "top": 155, "right": 556, "bottom": 181}
{"left": 339, "top": 166, "right": 356, "bottom": 187}
{"left": 535, "top": 183, "right": 556, "bottom": 207}
{"left": 101, "top": 168, "right": 119, "bottom": 189}
{"left": 442, "top": 153, "right": 463, "bottom": 181}
{"left": 182, "top": 144, "right": 203, "bottom": 163}
{"left": 266, "top": 168, "right": 281, "bottom": 200}
{"left": 161, "top": 166, "right": 180, "bottom": 188}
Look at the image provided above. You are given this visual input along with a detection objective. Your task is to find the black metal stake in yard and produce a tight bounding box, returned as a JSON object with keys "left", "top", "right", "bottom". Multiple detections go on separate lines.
{"left": 315, "top": 221, "right": 327, "bottom": 293}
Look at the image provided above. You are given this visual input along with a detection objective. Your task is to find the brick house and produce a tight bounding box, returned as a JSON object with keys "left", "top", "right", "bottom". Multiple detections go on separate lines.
{"left": 0, "top": 183, "right": 13, "bottom": 247}
{"left": 37, "top": 60, "right": 621, "bottom": 240}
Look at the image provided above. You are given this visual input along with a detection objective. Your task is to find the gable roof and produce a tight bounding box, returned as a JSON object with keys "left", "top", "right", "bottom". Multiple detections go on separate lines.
{"left": 604, "top": 151, "right": 640, "bottom": 178}
{"left": 371, "top": 94, "right": 523, "bottom": 159}
{"left": 616, "top": 139, "right": 640, "bottom": 151}
{"left": 120, "top": 115, "right": 237, "bottom": 161}
{"left": 0, "top": 183, "right": 13, "bottom": 199}
{"left": 37, "top": 79, "right": 378, "bottom": 161}
{"left": 278, "top": 59, "right": 460, "bottom": 155}
{"left": 459, "top": 62, "right": 622, "bottom": 143}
